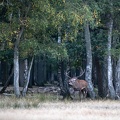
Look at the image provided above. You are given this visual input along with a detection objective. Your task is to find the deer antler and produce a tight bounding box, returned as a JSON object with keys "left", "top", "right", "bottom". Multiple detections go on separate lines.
{"left": 76, "top": 67, "right": 85, "bottom": 78}
{"left": 65, "top": 68, "right": 71, "bottom": 79}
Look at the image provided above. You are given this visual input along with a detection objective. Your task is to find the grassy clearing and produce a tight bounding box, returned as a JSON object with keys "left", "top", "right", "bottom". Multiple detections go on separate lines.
{"left": 0, "top": 93, "right": 58, "bottom": 108}
{"left": 0, "top": 94, "right": 120, "bottom": 120}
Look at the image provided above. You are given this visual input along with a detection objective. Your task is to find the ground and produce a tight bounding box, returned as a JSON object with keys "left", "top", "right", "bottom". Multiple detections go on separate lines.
{"left": 0, "top": 101, "right": 120, "bottom": 120}
{"left": 0, "top": 86, "right": 120, "bottom": 120}
{"left": 0, "top": 85, "right": 61, "bottom": 95}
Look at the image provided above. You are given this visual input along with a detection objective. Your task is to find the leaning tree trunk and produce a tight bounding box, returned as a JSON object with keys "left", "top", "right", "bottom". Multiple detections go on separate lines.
{"left": 22, "top": 57, "right": 34, "bottom": 97}
{"left": 0, "top": 65, "right": 13, "bottom": 94}
{"left": 107, "top": 17, "right": 115, "bottom": 99}
{"left": 85, "top": 22, "right": 95, "bottom": 99}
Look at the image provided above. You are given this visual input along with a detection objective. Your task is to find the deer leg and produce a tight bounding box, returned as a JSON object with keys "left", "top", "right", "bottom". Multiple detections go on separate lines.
{"left": 79, "top": 90, "right": 82, "bottom": 101}
{"left": 72, "top": 89, "right": 76, "bottom": 99}
{"left": 82, "top": 88, "right": 87, "bottom": 99}
{"left": 84, "top": 89, "right": 87, "bottom": 99}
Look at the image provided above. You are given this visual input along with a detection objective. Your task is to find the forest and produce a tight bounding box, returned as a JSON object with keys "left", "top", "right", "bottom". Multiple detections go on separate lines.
{"left": 0, "top": 0, "right": 120, "bottom": 100}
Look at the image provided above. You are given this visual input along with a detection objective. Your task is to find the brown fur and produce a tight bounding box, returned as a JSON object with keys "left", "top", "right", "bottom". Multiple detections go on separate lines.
{"left": 69, "top": 78, "right": 88, "bottom": 100}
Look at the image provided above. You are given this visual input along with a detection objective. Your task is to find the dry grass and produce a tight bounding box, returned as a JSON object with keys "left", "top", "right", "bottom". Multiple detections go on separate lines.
{"left": 0, "top": 94, "right": 120, "bottom": 120}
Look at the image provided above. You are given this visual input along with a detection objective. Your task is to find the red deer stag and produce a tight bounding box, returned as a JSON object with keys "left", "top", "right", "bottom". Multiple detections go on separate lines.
{"left": 66, "top": 68, "right": 88, "bottom": 100}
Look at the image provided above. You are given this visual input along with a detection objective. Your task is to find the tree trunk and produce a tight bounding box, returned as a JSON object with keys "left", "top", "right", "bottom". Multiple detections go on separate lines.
{"left": 0, "top": 61, "right": 1, "bottom": 85}
{"left": 14, "top": 26, "right": 24, "bottom": 98}
{"left": 14, "top": 41, "right": 20, "bottom": 97}
{"left": 85, "top": 22, "right": 95, "bottom": 99}
{"left": 1, "top": 61, "right": 8, "bottom": 85}
{"left": 59, "top": 61, "right": 72, "bottom": 100}
{"left": 115, "top": 56, "right": 120, "bottom": 99}
{"left": 0, "top": 65, "right": 13, "bottom": 94}
{"left": 13, "top": 2, "right": 31, "bottom": 97}
{"left": 22, "top": 57, "right": 34, "bottom": 97}
{"left": 41, "top": 55, "right": 47, "bottom": 84}
{"left": 95, "top": 57, "right": 104, "bottom": 98}
{"left": 107, "top": 17, "right": 115, "bottom": 99}
{"left": 57, "top": 27, "right": 71, "bottom": 99}
{"left": 19, "top": 60, "right": 25, "bottom": 87}
{"left": 101, "top": 57, "right": 108, "bottom": 98}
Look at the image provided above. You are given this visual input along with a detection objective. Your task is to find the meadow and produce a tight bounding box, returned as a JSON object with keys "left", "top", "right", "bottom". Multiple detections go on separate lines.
{"left": 0, "top": 94, "right": 120, "bottom": 120}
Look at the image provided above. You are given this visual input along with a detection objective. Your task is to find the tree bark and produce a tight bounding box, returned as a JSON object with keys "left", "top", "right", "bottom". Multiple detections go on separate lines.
{"left": 14, "top": 26, "right": 24, "bottom": 98}
{"left": 115, "top": 56, "right": 120, "bottom": 99}
{"left": 59, "top": 61, "right": 72, "bottom": 100}
{"left": 57, "top": 27, "right": 71, "bottom": 99}
{"left": 22, "top": 57, "right": 34, "bottom": 97}
{"left": 95, "top": 57, "right": 104, "bottom": 98}
{"left": 101, "top": 57, "right": 108, "bottom": 98}
{"left": 13, "top": 2, "right": 31, "bottom": 98}
{"left": 14, "top": 42, "right": 20, "bottom": 97}
{"left": 107, "top": 17, "right": 115, "bottom": 99}
{"left": 19, "top": 60, "right": 25, "bottom": 87}
{"left": 85, "top": 22, "right": 95, "bottom": 99}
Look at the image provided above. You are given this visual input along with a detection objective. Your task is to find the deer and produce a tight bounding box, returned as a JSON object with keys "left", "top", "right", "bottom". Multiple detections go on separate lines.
{"left": 66, "top": 68, "right": 88, "bottom": 100}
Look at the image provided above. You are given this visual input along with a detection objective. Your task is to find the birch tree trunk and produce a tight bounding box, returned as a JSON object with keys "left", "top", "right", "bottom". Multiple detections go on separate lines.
{"left": 13, "top": 3, "right": 30, "bottom": 97}
{"left": 107, "top": 17, "right": 115, "bottom": 99}
{"left": 14, "top": 41, "right": 20, "bottom": 97}
{"left": 115, "top": 56, "right": 120, "bottom": 99}
{"left": 22, "top": 57, "right": 34, "bottom": 97}
{"left": 14, "top": 26, "right": 24, "bottom": 98}
{"left": 85, "top": 22, "right": 95, "bottom": 99}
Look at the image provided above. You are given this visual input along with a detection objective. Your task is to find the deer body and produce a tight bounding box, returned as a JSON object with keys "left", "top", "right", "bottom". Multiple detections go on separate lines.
{"left": 65, "top": 67, "right": 88, "bottom": 100}
{"left": 69, "top": 78, "right": 88, "bottom": 100}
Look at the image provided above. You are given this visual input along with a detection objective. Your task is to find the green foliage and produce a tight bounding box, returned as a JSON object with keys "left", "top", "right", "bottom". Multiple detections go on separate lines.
{"left": 91, "top": 29, "right": 108, "bottom": 59}
{"left": 20, "top": 38, "right": 68, "bottom": 60}
{"left": 0, "top": 0, "right": 120, "bottom": 69}
{"left": 66, "top": 36, "right": 85, "bottom": 67}
{"left": 0, "top": 49, "right": 13, "bottom": 61}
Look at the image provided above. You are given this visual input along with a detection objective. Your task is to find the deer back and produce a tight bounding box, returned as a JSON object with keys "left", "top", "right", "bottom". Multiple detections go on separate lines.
{"left": 69, "top": 78, "right": 88, "bottom": 91}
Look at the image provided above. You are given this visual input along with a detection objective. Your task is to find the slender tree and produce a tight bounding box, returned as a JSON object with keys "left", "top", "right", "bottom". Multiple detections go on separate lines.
{"left": 22, "top": 57, "right": 34, "bottom": 96}
{"left": 115, "top": 55, "right": 120, "bottom": 99}
{"left": 106, "top": 1, "right": 116, "bottom": 99}
{"left": 85, "top": 22, "right": 95, "bottom": 99}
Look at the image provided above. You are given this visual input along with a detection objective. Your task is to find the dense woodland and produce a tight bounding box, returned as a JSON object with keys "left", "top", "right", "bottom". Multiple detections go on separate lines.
{"left": 0, "top": 0, "right": 120, "bottom": 99}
